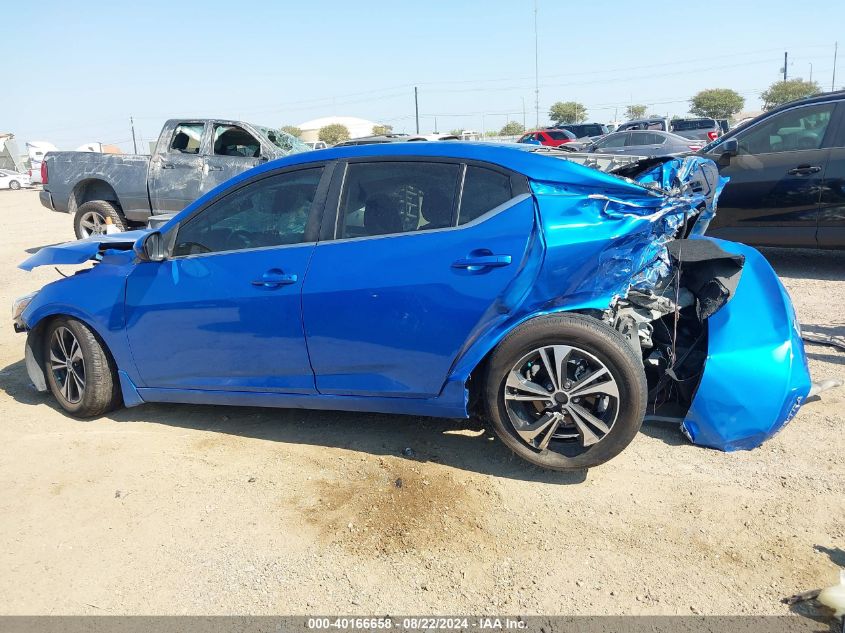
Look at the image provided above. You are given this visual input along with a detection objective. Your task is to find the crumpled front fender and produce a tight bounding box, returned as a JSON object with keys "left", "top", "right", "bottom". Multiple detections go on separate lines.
{"left": 681, "top": 238, "right": 812, "bottom": 451}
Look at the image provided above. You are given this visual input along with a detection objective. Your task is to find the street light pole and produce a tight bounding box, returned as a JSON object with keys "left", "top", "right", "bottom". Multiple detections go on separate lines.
{"left": 534, "top": 0, "right": 539, "bottom": 128}
{"left": 414, "top": 86, "right": 419, "bottom": 134}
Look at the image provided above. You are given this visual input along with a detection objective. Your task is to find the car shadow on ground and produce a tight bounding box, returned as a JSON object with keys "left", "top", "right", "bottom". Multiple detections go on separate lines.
{"left": 0, "top": 359, "right": 588, "bottom": 485}
{"left": 760, "top": 246, "right": 845, "bottom": 282}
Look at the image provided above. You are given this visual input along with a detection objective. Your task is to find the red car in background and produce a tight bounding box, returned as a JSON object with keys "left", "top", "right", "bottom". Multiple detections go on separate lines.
{"left": 517, "top": 128, "right": 576, "bottom": 147}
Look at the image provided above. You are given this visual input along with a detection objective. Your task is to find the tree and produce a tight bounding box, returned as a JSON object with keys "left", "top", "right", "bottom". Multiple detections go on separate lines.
{"left": 549, "top": 101, "right": 587, "bottom": 125}
{"left": 372, "top": 124, "right": 393, "bottom": 135}
{"left": 689, "top": 89, "right": 745, "bottom": 119}
{"left": 760, "top": 79, "right": 821, "bottom": 110}
{"left": 318, "top": 124, "right": 350, "bottom": 145}
{"left": 280, "top": 125, "right": 302, "bottom": 138}
{"left": 448, "top": 128, "right": 464, "bottom": 136}
{"left": 500, "top": 121, "right": 525, "bottom": 136}
{"left": 625, "top": 104, "right": 647, "bottom": 120}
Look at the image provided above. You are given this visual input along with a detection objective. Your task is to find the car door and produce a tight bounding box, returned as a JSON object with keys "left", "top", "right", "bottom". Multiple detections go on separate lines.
{"left": 201, "top": 123, "right": 266, "bottom": 197}
{"left": 301, "top": 159, "right": 534, "bottom": 398}
{"left": 706, "top": 101, "right": 836, "bottom": 247}
{"left": 148, "top": 121, "right": 208, "bottom": 213}
{"left": 817, "top": 100, "right": 845, "bottom": 248}
{"left": 124, "top": 163, "right": 331, "bottom": 393}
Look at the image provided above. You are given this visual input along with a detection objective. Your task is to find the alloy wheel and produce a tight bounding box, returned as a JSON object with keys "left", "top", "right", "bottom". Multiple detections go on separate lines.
{"left": 49, "top": 326, "right": 86, "bottom": 404}
{"left": 78, "top": 211, "right": 106, "bottom": 237}
{"left": 503, "top": 344, "right": 619, "bottom": 452}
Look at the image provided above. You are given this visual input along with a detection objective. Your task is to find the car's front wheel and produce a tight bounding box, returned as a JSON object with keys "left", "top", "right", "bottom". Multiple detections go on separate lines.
{"left": 483, "top": 314, "right": 646, "bottom": 471}
{"left": 9, "top": 180, "right": 20, "bottom": 190}
{"left": 43, "top": 317, "right": 122, "bottom": 417}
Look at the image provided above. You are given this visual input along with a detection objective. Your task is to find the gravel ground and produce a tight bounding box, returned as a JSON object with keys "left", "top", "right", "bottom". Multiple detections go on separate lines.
{"left": 0, "top": 188, "right": 842, "bottom": 616}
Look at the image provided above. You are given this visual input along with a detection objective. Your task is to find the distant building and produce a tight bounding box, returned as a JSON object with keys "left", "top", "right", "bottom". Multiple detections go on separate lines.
{"left": 0, "top": 133, "right": 23, "bottom": 171}
{"left": 298, "top": 116, "right": 377, "bottom": 142}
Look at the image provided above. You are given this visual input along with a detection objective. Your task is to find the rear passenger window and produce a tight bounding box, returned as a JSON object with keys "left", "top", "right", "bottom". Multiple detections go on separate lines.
{"left": 338, "top": 162, "right": 460, "bottom": 239}
{"left": 458, "top": 166, "right": 512, "bottom": 225}
{"left": 170, "top": 123, "right": 204, "bottom": 154}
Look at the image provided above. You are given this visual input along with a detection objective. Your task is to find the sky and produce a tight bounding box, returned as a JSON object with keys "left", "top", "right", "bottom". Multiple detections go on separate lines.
{"left": 2, "top": 0, "right": 843, "bottom": 152}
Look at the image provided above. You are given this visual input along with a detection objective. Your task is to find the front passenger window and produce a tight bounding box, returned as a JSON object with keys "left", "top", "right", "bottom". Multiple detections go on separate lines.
{"left": 737, "top": 103, "right": 834, "bottom": 154}
{"left": 213, "top": 125, "right": 262, "bottom": 158}
{"left": 173, "top": 167, "right": 323, "bottom": 256}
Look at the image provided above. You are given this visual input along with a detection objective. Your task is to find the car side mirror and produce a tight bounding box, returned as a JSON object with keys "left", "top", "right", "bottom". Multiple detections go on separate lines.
{"left": 134, "top": 231, "right": 166, "bottom": 262}
{"left": 720, "top": 138, "right": 738, "bottom": 158}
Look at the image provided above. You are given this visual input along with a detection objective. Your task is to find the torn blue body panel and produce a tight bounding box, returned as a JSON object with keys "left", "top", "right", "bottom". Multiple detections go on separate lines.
{"left": 19, "top": 230, "right": 146, "bottom": 271}
{"left": 681, "top": 239, "right": 812, "bottom": 450}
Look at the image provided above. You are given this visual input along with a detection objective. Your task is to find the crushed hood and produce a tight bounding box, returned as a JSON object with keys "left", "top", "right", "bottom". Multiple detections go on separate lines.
{"left": 19, "top": 230, "right": 148, "bottom": 271}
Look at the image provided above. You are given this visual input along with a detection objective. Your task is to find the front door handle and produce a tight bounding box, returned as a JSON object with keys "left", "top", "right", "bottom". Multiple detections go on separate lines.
{"left": 251, "top": 269, "right": 298, "bottom": 288}
{"left": 452, "top": 253, "right": 512, "bottom": 271}
{"left": 787, "top": 165, "right": 822, "bottom": 176}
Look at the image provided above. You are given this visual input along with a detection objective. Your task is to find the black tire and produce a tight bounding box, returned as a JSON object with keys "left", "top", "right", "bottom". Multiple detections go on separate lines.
{"left": 43, "top": 317, "right": 122, "bottom": 418}
{"left": 483, "top": 313, "right": 647, "bottom": 471}
{"left": 9, "top": 180, "right": 20, "bottom": 190}
{"left": 74, "top": 200, "right": 127, "bottom": 239}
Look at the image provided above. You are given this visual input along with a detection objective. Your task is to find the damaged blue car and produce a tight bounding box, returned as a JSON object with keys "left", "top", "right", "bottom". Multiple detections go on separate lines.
{"left": 13, "top": 143, "right": 812, "bottom": 470}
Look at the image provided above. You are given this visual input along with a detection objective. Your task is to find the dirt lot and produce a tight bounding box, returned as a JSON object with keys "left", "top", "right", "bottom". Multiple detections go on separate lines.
{"left": 0, "top": 188, "right": 843, "bottom": 616}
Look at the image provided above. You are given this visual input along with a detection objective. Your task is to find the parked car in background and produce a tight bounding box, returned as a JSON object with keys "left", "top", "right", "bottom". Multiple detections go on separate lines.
{"left": 39, "top": 119, "right": 308, "bottom": 239}
{"left": 671, "top": 118, "right": 722, "bottom": 142}
{"left": 701, "top": 90, "right": 845, "bottom": 249}
{"left": 615, "top": 117, "right": 670, "bottom": 132}
{"left": 576, "top": 130, "right": 703, "bottom": 156}
{"left": 553, "top": 123, "right": 609, "bottom": 139}
{"left": 305, "top": 141, "right": 329, "bottom": 150}
{"left": 516, "top": 129, "right": 577, "bottom": 147}
{"left": 14, "top": 143, "right": 812, "bottom": 470}
{"left": 0, "top": 169, "right": 31, "bottom": 190}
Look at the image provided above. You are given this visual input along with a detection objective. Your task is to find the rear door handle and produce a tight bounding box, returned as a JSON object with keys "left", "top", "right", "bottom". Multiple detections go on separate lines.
{"left": 452, "top": 253, "right": 512, "bottom": 271}
{"left": 251, "top": 269, "right": 298, "bottom": 288}
{"left": 206, "top": 165, "right": 224, "bottom": 172}
{"left": 787, "top": 165, "right": 822, "bottom": 175}
{"left": 161, "top": 163, "right": 175, "bottom": 169}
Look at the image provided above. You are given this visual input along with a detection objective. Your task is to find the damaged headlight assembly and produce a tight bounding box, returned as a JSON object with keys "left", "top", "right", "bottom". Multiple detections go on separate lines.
{"left": 12, "top": 291, "right": 38, "bottom": 332}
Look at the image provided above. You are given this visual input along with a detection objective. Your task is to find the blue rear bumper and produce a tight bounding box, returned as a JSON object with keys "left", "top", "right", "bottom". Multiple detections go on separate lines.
{"left": 681, "top": 239, "right": 811, "bottom": 451}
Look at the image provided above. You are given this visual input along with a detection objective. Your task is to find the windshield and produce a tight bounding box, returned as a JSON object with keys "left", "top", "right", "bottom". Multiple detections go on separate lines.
{"left": 258, "top": 126, "right": 310, "bottom": 155}
{"left": 672, "top": 119, "right": 716, "bottom": 131}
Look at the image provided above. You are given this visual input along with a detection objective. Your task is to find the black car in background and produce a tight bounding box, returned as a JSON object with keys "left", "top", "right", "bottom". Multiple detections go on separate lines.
{"left": 701, "top": 90, "right": 845, "bottom": 249}
{"left": 553, "top": 122, "right": 609, "bottom": 138}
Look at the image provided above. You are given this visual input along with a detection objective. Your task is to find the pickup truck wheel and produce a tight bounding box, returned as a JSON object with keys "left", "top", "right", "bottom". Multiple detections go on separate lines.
{"left": 483, "top": 313, "right": 647, "bottom": 471}
{"left": 74, "top": 200, "right": 127, "bottom": 239}
{"left": 9, "top": 180, "right": 20, "bottom": 190}
{"left": 43, "top": 317, "right": 122, "bottom": 418}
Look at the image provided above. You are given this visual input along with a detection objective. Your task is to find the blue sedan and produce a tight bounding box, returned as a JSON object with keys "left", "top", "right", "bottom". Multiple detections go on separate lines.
{"left": 13, "top": 143, "right": 812, "bottom": 470}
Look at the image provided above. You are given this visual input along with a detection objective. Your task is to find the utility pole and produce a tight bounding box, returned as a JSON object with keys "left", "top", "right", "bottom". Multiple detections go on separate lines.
{"left": 130, "top": 116, "right": 138, "bottom": 154}
{"left": 833, "top": 42, "right": 839, "bottom": 91}
{"left": 414, "top": 86, "right": 420, "bottom": 134}
{"left": 534, "top": 0, "right": 539, "bottom": 128}
{"left": 783, "top": 51, "right": 788, "bottom": 81}
{"left": 434, "top": 116, "right": 438, "bottom": 133}
{"left": 809, "top": 62, "right": 813, "bottom": 83}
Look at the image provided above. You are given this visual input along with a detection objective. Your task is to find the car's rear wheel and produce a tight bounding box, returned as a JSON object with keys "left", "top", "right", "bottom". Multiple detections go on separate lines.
{"left": 9, "top": 180, "right": 20, "bottom": 190}
{"left": 74, "top": 200, "right": 127, "bottom": 239}
{"left": 44, "top": 317, "right": 122, "bottom": 417}
{"left": 483, "top": 314, "right": 646, "bottom": 471}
